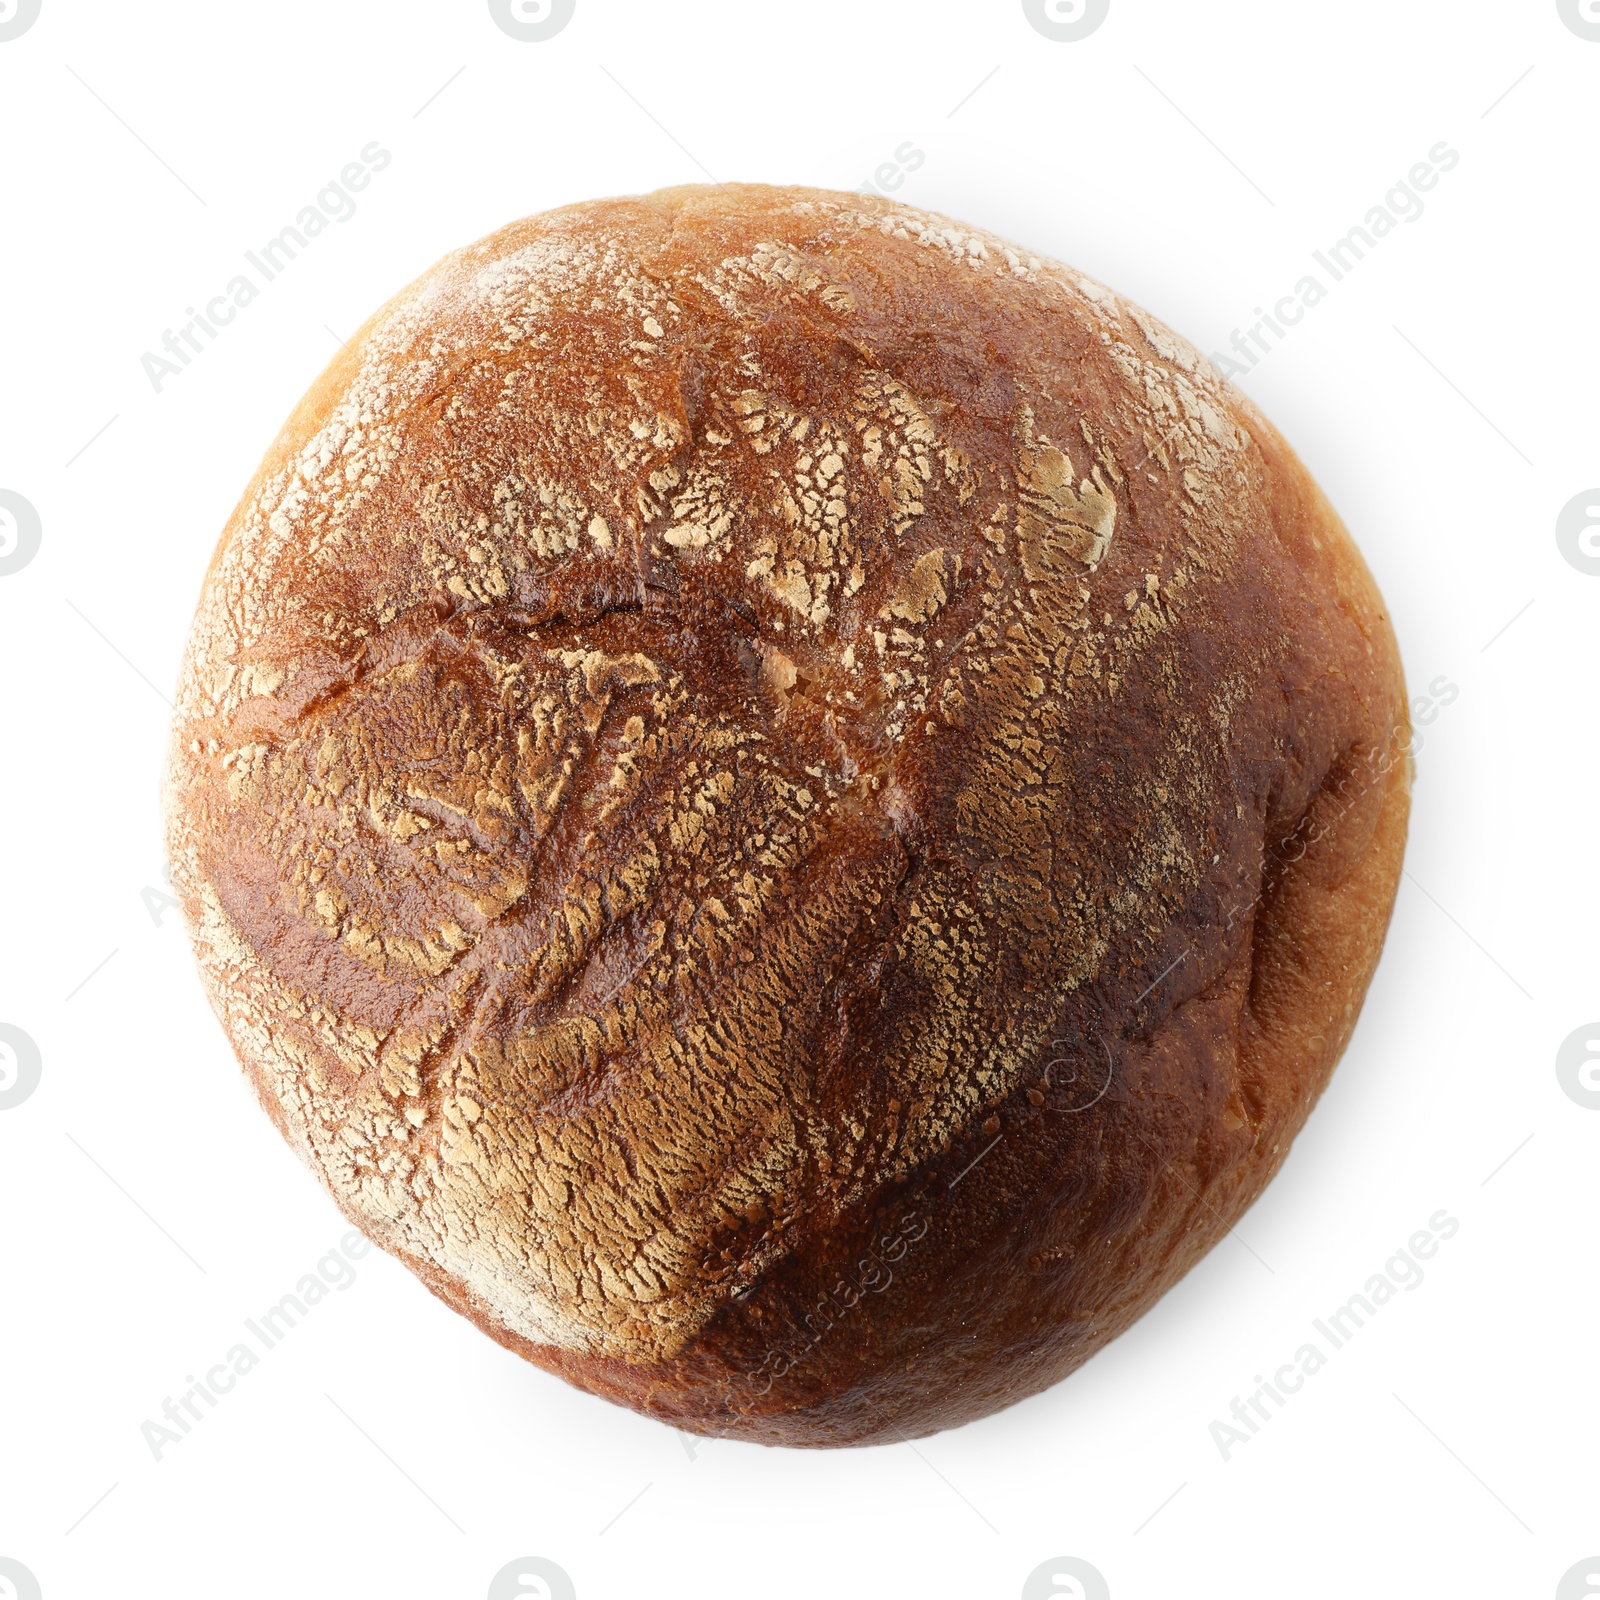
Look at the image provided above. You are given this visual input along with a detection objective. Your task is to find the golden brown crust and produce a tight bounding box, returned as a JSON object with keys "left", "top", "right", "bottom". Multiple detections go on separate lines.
{"left": 164, "top": 183, "right": 1409, "bottom": 1445}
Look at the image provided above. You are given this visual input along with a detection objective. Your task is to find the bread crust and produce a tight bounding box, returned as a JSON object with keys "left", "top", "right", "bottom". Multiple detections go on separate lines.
{"left": 164, "top": 184, "right": 1409, "bottom": 1445}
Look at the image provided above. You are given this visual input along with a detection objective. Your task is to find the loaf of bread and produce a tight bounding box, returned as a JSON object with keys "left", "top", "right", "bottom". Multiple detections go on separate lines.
{"left": 165, "top": 184, "right": 1410, "bottom": 1445}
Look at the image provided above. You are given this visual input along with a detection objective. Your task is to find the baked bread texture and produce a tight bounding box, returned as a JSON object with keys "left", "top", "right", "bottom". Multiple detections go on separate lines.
{"left": 164, "top": 184, "right": 1410, "bottom": 1446}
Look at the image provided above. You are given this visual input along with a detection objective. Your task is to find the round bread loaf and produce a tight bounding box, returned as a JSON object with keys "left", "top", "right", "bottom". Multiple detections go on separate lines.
{"left": 165, "top": 184, "right": 1410, "bottom": 1446}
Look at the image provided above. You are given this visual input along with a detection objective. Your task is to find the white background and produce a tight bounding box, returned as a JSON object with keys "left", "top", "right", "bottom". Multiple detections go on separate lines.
{"left": 1, "top": 2, "right": 1595, "bottom": 1597}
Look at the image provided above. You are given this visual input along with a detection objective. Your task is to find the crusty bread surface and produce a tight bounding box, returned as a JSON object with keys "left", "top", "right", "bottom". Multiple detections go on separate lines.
{"left": 165, "top": 184, "right": 1410, "bottom": 1445}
